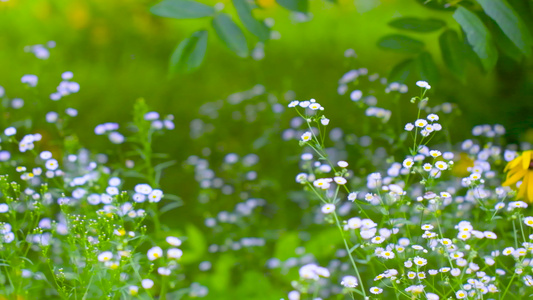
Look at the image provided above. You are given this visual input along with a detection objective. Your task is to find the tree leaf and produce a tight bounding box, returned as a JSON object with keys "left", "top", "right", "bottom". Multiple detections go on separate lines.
{"left": 491, "top": 23, "right": 523, "bottom": 61}
{"left": 416, "top": 51, "right": 440, "bottom": 84}
{"left": 388, "top": 17, "right": 446, "bottom": 33}
{"left": 477, "top": 0, "right": 532, "bottom": 57}
{"left": 212, "top": 13, "right": 249, "bottom": 57}
{"left": 453, "top": 6, "right": 498, "bottom": 71}
{"left": 388, "top": 58, "right": 415, "bottom": 83}
{"left": 169, "top": 30, "right": 208, "bottom": 74}
{"left": 377, "top": 34, "right": 425, "bottom": 53}
{"left": 232, "top": 0, "right": 270, "bottom": 41}
{"left": 150, "top": 0, "right": 215, "bottom": 19}
{"left": 439, "top": 29, "right": 466, "bottom": 81}
{"left": 275, "top": 0, "right": 308, "bottom": 13}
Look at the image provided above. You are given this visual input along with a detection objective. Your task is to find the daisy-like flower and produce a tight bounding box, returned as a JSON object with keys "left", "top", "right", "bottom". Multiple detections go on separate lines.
{"left": 413, "top": 256, "right": 427, "bottom": 266}
{"left": 334, "top": 177, "right": 347, "bottom": 185}
{"left": 337, "top": 161, "right": 348, "bottom": 168}
{"left": 414, "top": 119, "right": 428, "bottom": 128}
{"left": 340, "top": 275, "right": 358, "bottom": 288}
{"left": 416, "top": 81, "right": 431, "bottom": 89}
{"left": 440, "top": 192, "right": 451, "bottom": 198}
{"left": 421, "top": 224, "right": 434, "bottom": 230}
{"left": 309, "top": 103, "right": 321, "bottom": 110}
{"left": 456, "top": 290, "right": 467, "bottom": 299}
{"left": 369, "top": 287, "right": 383, "bottom": 294}
{"left": 321, "top": 204, "right": 335, "bottom": 214}
{"left": 484, "top": 231, "right": 497, "bottom": 239}
{"left": 142, "top": 279, "right": 154, "bottom": 289}
{"left": 158, "top": 267, "right": 171, "bottom": 276}
{"left": 469, "top": 172, "right": 481, "bottom": 180}
{"left": 427, "top": 114, "right": 439, "bottom": 121}
{"left": 380, "top": 250, "right": 394, "bottom": 259}
{"left": 435, "top": 161, "right": 448, "bottom": 170}
{"left": 503, "top": 247, "right": 514, "bottom": 256}
{"left": 524, "top": 217, "right": 533, "bottom": 227}
{"left": 128, "top": 286, "right": 139, "bottom": 296}
{"left": 313, "top": 179, "right": 331, "bottom": 190}
{"left": 457, "top": 232, "right": 471, "bottom": 241}
{"left": 299, "top": 101, "right": 310, "bottom": 108}
{"left": 403, "top": 158, "right": 414, "bottom": 168}
{"left": 98, "top": 251, "right": 113, "bottom": 262}
{"left": 364, "top": 193, "right": 374, "bottom": 202}
{"left": 347, "top": 192, "right": 357, "bottom": 202}
{"left": 405, "top": 123, "right": 414, "bottom": 131}
{"left": 301, "top": 131, "right": 312, "bottom": 142}
{"left": 407, "top": 271, "right": 416, "bottom": 279}
{"left": 503, "top": 150, "right": 533, "bottom": 202}
{"left": 166, "top": 236, "right": 182, "bottom": 246}
{"left": 429, "top": 150, "right": 441, "bottom": 158}
{"left": 167, "top": 248, "right": 183, "bottom": 259}
{"left": 147, "top": 246, "right": 163, "bottom": 261}
{"left": 422, "top": 163, "right": 432, "bottom": 172}
{"left": 288, "top": 100, "right": 299, "bottom": 107}
{"left": 426, "top": 293, "right": 439, "bottom": 300}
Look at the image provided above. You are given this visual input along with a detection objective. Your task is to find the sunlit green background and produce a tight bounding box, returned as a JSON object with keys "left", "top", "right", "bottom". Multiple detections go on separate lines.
{"left": 1, "top": 0, "right": 533, "bottom": 298}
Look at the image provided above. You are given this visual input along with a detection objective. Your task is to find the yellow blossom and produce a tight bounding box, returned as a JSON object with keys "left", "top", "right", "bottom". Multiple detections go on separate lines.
{"left": 503, "top": 150, "right": 533, "bottom": 202}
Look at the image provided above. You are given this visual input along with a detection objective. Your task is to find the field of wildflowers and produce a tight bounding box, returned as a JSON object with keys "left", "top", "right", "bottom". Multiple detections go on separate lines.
{"left": 1, "top": 0, "right": 533, "bottom": 299}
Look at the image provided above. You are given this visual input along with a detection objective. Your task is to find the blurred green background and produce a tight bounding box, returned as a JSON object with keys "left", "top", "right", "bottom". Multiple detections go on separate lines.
{"left": 1, "top": 0, "right": 533, "bottom": 298}
{"left": 1, "top": 0, "right": 532, "bottom": 144}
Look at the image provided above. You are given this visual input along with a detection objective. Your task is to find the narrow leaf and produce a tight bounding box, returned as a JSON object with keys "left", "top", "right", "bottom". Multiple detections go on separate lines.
{"left": 212, "top": 13, "right": 249, "bottom": 57}
{"left": 439, "top": 29, "right": 466, "bottom": 81}
{"left": 377, "top": 34, "right": 425, "bottom": 53}
{"left": 150, "top": 0, "right": 215, "bottom": 19}
{"left": 348, "top": 244, "right": 360, "bottom": 254}
{"left": 169, "top": 30, "right": 208, "bottom": 74}
{"left": 388, "top": 17, "right": 446, "bottom": 33}
{"left": 453, "top": 6, "right": 498, "bottom": 71}
{"left": 275, "top": 0, "right": 308, "bottom": 13}
{"left": 232, "top": 0, "right": 270, "bottom": 41}
{"left": 477, "top": 0, "right": 532, "bottom": 56}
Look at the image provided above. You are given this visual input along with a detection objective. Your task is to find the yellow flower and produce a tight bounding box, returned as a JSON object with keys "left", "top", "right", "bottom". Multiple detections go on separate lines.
{"left": 503, "top": 150, "right": 533, "bottom": 202}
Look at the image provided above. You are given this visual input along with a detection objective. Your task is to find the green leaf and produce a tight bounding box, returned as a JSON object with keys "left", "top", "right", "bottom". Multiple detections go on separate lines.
{"left": 169, "top": 30, "right": 208, "bottom": 74}
{"left": 212, "top": 13, "right": 249, "bottom": 57}
{"left": 388, "top": 17, "right": 446, "bottom": 33}
{"left": 439, "top": 29, "right": 466, "bottom": 81}
{"left": 477, "top": 0, "right": 532, "bottom": 56}
{"left": 416, "top": 51, "right": 440, "bottom": 84}
{"left": 275, "top": 0, "right": 308, "bottom": 13}
{"left": 453, "top": 6, "right": 498, "bottom": 71}
{"left": 388, "top": 58, "right": 415, "bottom": 83}
{"left": 492, "top": 24, "right": 523, "bottom": 61}
{"left": 377, "top": 34, "right": 425, "bottom": 53}
{"left": 232, "top": 0, "right": 270, "bottom": 41}
{"left": 154, "top": 160, "right": 177, "bottom": 172}
{"left": 159, "top": 201, "right": 183, "bottom": 214}
{"left": 348, "top": 244, "right": 360, "bottom": 254}
{"left": 150, "top": 0, "right": 215, "bottom": 19}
